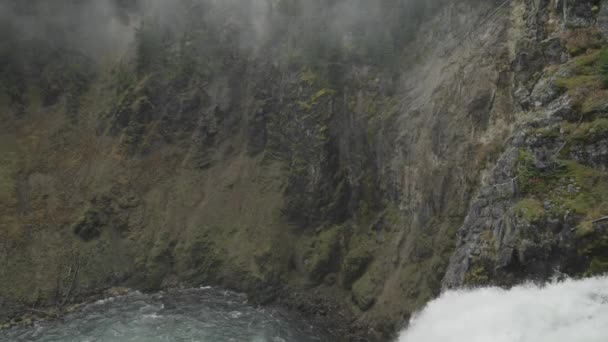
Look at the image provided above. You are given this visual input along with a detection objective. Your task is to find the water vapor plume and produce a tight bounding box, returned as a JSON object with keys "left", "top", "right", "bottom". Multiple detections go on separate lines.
{"left": 398, "top": 276, "right": 608, "bottom": 342}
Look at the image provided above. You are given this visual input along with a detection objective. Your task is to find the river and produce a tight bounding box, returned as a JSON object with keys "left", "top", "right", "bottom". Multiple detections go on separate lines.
{"left": 0, "top": 287, "right": 329, "bottom": 342}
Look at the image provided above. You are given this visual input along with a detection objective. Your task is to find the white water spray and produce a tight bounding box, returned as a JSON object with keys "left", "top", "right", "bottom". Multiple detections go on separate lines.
{"left": 398, "top": 276, "right": 608, "bottom": 342}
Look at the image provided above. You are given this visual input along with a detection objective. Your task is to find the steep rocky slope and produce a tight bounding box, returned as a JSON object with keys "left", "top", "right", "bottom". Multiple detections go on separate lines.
{"left": 445, "top": 0, "right": 608, "bottom": 288}
{"left": 1, "top": 0, "right": 607, "bottom": 340}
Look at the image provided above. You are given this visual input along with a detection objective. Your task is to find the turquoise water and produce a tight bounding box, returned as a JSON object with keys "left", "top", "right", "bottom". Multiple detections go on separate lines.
{"left": 1, "top": 288, "right": 329, "bottom": 342}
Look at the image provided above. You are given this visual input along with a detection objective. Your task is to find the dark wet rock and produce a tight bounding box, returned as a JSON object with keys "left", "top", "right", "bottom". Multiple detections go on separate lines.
{"left": 566, "top": 0, "right": 598, "bottom": 28}
{"left": 72, "top": 209, "right": 105, "bottom": 241}
{"left": 530, "top": 75, "right": 562, "bottom": 108}
{"left": 341, "top": 249, "right": 373, "bottom": 288}
{"left": 468, "top": 91, "right": 495, "bottom": 130}
{"left": 247, "top": 108, "right": 267, "bottom": 156}
{"left": 569, "top": 137, "right": 608, "bottom": 170}
{"left": 540, "top": 37, "right": 568, "bottom": 64}
{"left": 544, "top": 95, "right": 578, "bottom": 121}
{"left": 599, "top": 0, "right": 608, "bottom": 37}
{"left": 444, "top": 85, "right": 608, "bottom": 289}
{"left": 352, "top": 283, "right": 376, "bottom": 311}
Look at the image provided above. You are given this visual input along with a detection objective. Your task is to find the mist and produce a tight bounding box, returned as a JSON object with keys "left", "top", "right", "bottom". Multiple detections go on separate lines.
{"left": 0, "top": 0, "right": 138, "bottom": 59}
{"left": 398, "top": 277, "right": 608, "bottom": 342}
{"left": 0, "top": 0, "right": 444, "bottom": 63}
{"left": 0, "top": 0, "right": 445, "bottom": 120}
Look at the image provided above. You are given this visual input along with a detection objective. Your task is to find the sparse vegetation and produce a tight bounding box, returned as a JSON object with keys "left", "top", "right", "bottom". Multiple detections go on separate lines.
{"left": 515, "top": 198, "right": 545, "bottom": 222}
{"left": 465, "top": 265, "right": 489, "bottom": 285}
{"left": 554, "top": 45, "right": 608, "bottom": 115}
{"left": 567, "top": 118, "right": 608, "bottom": 142}
{"left": 298, "top": 88, "right": 335, "bottom": 111}
{"left": 563, "top": 27, "right": 603, "bottom": 56}
{"left": 515, "top": 149, "right": 563, "bottom": 194}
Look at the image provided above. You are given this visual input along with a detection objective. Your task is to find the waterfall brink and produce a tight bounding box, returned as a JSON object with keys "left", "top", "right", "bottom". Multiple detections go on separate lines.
{"left": 398, "top": 276, "right": 608, "bottom": 342}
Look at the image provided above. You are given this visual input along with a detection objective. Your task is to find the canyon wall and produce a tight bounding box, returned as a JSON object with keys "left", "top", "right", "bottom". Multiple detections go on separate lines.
{"left": 1, "top": 0, "right": 607, "bottom": 340}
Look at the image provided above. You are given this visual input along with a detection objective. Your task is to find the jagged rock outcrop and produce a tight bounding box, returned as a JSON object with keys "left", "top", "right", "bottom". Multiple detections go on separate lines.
{"left": 445, "top": 0, "right": 608, "bottom": 289}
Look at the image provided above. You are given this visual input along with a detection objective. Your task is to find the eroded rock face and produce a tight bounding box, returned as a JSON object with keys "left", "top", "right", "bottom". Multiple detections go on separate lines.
{"left": 566, "top": 0, "right": 599, "bottom": 28}
{"left": 599, "top": 0, "right": 608, "bottom": 37}
{"left": 445, "top": 0, "right": 608, "bottom": 290}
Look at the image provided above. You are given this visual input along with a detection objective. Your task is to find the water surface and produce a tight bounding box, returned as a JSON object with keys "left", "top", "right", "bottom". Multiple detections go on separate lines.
{"left": 1, "top": 287, "right": 329, "bottom": 342}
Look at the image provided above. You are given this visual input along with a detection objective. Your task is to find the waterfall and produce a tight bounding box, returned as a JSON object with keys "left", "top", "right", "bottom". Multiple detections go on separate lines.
{"left": 398, "top": 276, "right": 608, "bottom": 342}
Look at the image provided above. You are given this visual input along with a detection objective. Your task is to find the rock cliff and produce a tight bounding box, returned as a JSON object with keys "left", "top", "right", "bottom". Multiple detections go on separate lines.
{"left": 1, "top": 0, "right": 607, "bottom": 340}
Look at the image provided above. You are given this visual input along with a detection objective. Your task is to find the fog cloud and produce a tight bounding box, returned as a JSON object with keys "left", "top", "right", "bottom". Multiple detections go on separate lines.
{"left": 0, "top": 0, "right": 442, "bottom": 62}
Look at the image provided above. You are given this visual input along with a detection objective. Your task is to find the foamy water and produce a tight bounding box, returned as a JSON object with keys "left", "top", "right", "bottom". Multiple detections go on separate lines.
{"left": 398, "top": 276, "right": 608, "bottom": 342}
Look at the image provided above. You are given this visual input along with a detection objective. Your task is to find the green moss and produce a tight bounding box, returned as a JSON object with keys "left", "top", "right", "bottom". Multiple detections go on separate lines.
{"left": 554, "top": 46, "right": 608, "bottom": 113}
{"left": 304, "top": 227, "right": 341, "bottom": 284}
{"left": 570, "top": 50, "right": 601, "bottom": 73}
{"left": 300, "top": 68, "right": 317, "bottom": 86}
{"left": 517, "top": 149, "right": 533, "bottom": 165}
{"left": 515, "top": 198, "right": 545, "bottom": 222}
{"left": 566, "top": 193, "right": 598, "bottom": 216}
{"left": 381, "top": 205, "right": 403, "bottom": 228}
{"left": 514, "top": 147, "right": 608, "bottom": 224}
{"left": 577, "top": 220, "right": 595, "bottom": 237}
{"left": 558, "top": 161, "right": 608, "bottom": 222}
{"left": 564, "top": 28, "right": 603, "bottom": 56}
{"left": 298, "top": 88, "right": 335, "bottom": 111}
{"left": 72, "top": 209, "right": 105, "bottom": 242}
{"left": 531, "top": 125, "right": 562, "bottom": 139}
{"left": 578, "top": 228, "right": 608, "bottom": 276}
{"left": 342, "top": 235, "right": 375, "bottom": 287}
{"left": 465, "top": 265, "right": 489, "bottom": 285}
{"left": 588, "top": 257, "right": 608, "bottom": 275}
{"left": 351, "top": 270, "right": 379, "bottom": 311}
{"left": 365, "top": 99, "right": 380, "bottom": 118}
{"left": 564, "top": 160, "right": 603, "bottom": 186}
{"left": 569, "top": 118, "right": 608, "bottom": 142}
{"left": 554, "top": 75, "right": 600, "bottom": 91}
{"left": 515, "top": 149, "right": 563, "bottom": 194}
{"left": 581, "top": 89, "right": 608, "bottom": 114}
{"left": 355, "top": 172, "right": 380, "bottom": 224}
